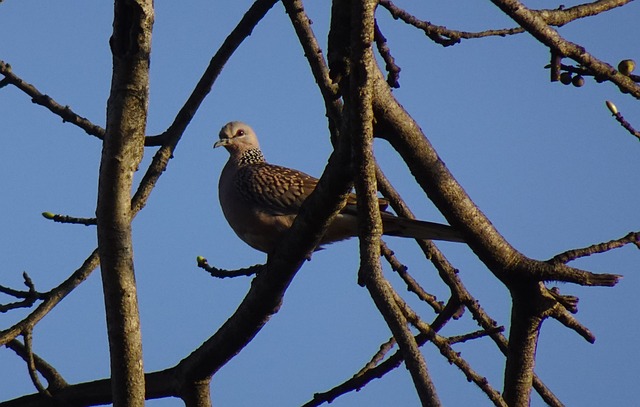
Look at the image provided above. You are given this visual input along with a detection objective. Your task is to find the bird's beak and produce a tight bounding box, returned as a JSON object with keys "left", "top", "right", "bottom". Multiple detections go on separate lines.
{"left": 213, "top": 139, "right": 229, "bottom": 149}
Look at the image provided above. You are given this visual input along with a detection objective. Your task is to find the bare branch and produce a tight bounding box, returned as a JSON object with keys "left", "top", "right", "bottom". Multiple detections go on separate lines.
{"left": 348, "top": 1, "right": 442, "bottom": 403}
{"left": 547, "top": 287, "right": 579, "bottom": 314}
{"left": 131, "top": 0, "right": 281, "bottom": 213}
{"left": 604, "top": 101, "right": 640, "bottom": 141}
{"left": 282, "top": 0, "right": 342, "bottom": 125}
{"left": 547, "top": 230, "right": 639, "bottom": 266}
{"left": 2, "top": 1, "right": 283, "bottom": 400}
{"left": 0, "top": 272, "right": 43, "bottom": 313}
{"left": 502, "top": 285, "right": 549, "bottom": 406}
{"left": 392, "top": 290, "right": 507, "bottom": 407}
{"left": 373, "top": 20, "right": 400, "bottom": 88}
{"left": 378, "top": 0, "right": 631, "bottom": 47}
{"left": 447, "top": 327, "right": 505, "bottom": 345}
{"left": 538, "top": 0, "right": 633, "bottom": 26}
{"left": 489, "top": 0, "right": 640, "bottom": 97}
{"left": 354, "top": 337, "right": 396, "bottom": 377}
{"left": 22, "top": 331, "right": 51, "bottom": 397}
{"left": 41, "top": 212, "right": 96, "bottom": 226}
{"left": 378, "top": 0, "right": 520, "bottom": 46}
{"left": 96, "top": 1, "right": 154, "bottom": 404}
{"left": 0, "top": 250, "right": 100, "bottom": 347}
{"left": 380, "top": 241, "right": 445, "bottom": 312}
{"left": 196, "top": 257, "right": 263, "bottom": 278}
{"left": 6, "top": 338, "right": 68, "bottom": 392}
{"left": 303, "top": 299, "right": 461, "bottom": 407}
{"left": 0, "top": 61, "right": 105, "bottom": 140}
{"left": 550, "top": 304, "right": 596, "bottom": 343}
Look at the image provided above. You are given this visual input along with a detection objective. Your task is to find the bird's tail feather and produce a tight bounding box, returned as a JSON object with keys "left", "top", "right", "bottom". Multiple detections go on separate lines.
{"left": 381, "top": 215, "right": 464, "bottom": 243}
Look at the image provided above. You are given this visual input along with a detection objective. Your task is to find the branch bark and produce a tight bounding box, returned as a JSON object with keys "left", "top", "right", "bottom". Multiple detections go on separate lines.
{"left": 96, "top": 1, "right": 154, "bottom": 406}
{"left": 348, "top": 1, "right": 442, "bottom": 405}
{"left": 489, "top": 0, "right": 640, "bottom": 98}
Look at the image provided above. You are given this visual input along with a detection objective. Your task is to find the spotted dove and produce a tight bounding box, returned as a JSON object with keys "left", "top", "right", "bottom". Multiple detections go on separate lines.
{"left": 214, "top": 121, "right": 464, "bottom": 253}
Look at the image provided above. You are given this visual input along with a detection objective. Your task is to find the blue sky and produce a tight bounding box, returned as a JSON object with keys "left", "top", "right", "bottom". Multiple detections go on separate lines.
{"left": 1, "top": 1, "right": 638, "bottom": 406}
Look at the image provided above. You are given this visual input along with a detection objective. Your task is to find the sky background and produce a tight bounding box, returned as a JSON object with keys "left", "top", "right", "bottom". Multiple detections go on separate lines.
{"left": 1, "top": 1, "right": 639, "bottom": 406}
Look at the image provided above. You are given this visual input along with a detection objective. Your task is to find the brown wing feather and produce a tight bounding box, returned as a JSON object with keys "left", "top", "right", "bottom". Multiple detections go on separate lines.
{"left": 235, "top": 162, "right": 319, "bottom": 215}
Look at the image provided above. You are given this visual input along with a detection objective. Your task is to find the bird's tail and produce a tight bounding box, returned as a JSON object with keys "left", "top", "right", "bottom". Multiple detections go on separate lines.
{"left": 381, "top": 214, "right": 464, "bottom": 243}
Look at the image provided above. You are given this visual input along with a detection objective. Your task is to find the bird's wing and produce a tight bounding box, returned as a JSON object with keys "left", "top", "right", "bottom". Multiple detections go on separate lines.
{"left": 234, "top": 162, "right": 319, "bottom": 216}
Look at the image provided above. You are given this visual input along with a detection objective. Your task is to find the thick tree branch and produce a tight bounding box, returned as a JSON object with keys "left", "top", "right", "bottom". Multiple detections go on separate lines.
{"left": 370, "top": 60, "right": 621, "bottom": 288}
{"left": 96, "top": 1, "right": 154, "bottom": 405}
{"left": 174, "top": 143, "right": 352, "bottom": 385}
{"left": 0, "top": 369, "right": 178, "bottom": 407}
{"left": 2, "top": 3, "right": 281, "bottom": 406}
{"left": 502, "top": 283, "right": 553, "bottom": 406}
{"left": 348, "top": 1, "right": 442, "bottom": 405}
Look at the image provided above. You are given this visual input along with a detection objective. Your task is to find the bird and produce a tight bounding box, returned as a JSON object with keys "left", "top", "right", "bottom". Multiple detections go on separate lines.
{"left": 214, "top": 121, "right": 464, "bottom": 253}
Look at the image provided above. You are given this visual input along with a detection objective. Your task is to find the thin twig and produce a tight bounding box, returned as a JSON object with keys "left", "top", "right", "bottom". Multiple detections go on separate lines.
{"left": 23, "top": 330, "right": 52, "bottom": 397}
{"left": 378, "top": 0, "right": 522, "bottom": 46}
{"left": 0, "top": 249, "right": 100, "bottom": 347}
{"left": 392, "top": 289, "right": 507, "bottom": 407}
{"left": 6, "top": 338, "right": 69, "bottom": 391}
{"left": 41, "top": 212, "right": 97, "bottom": 226}
{"left": 607, "top": 105, "right": 640, "bottom": 141}
{"left": 378, "top": 0, "right": 631, "bottom": 47}
{"left": 550, "top": 51, "right": 562, "bottom": 82}
{"left": 0, "top": 61, "right": 105, "bottom": 139}
{"left": 281, "top": 0, "right": 342, "bottom": 123}
{"left": 548, "top": 231, "right": 640, "bottom": 264}
{"left": 354, "top": 337, "right": 396, "bottom": 377}
{"left": 447, "top": 327, "right": 505, "bottom": 345}
{"left": 550, "top": 304, "right": 595, "bottom": 343}
{"left": 373, "top": 20, "right": 400, "bottom": 88}
{"left": 196, "top": 257, "right": 263, "bottom": 278}
{"left": 0, "top": 272, "right": 44, "bottom": 313}
{"left": 380, "top": 242, "right": 445, "bottom": 312}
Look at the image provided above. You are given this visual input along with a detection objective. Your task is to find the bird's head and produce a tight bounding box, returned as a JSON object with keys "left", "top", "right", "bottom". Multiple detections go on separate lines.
{"left": 214, "top": 121, "right": 261, "bottom": 154}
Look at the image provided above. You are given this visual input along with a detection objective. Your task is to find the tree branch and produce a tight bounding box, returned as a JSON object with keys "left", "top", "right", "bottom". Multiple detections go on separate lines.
{"left": 282, "top": 0, "right": 342, "bottom": 126}
{"left": 96, "top": 1, "right": 154, "bottom": 405}
{"left": 0, "top": 61, "right": 105, "bottom": 140}
{"left": 502, "top": 283, "right": 553, "bottom": 406}
{"left": 0, "top": 250, "right": 100, "bottom": 347}
{"left": 6, "top": 338, "right": 68, "bottom": 392}
{"left": 347, "top": 1, "right": 443, "bottom": 405}
{"left": 378, "top": 0, "right": 631, "bottom": 47}
{"left": 549, "top": 230, "right": 640, "bottom": 264}
{"left": 489, "top": 0, "right": 640, "bottom": 98}
{"left": 392, "top": 290, "right": 507, "bottom": 406}
{"left": 22, "top": 331, "right": 51, "bottom": 397}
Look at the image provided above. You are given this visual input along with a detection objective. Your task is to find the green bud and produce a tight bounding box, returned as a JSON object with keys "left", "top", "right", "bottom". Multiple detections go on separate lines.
{"left": 618, "top": 59, "right": 636, "bottom": 76}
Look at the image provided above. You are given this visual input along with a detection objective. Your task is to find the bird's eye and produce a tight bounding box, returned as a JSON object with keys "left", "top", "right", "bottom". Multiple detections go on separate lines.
{"left": 235, "top": 129, "right": 245, "bottom": 137}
